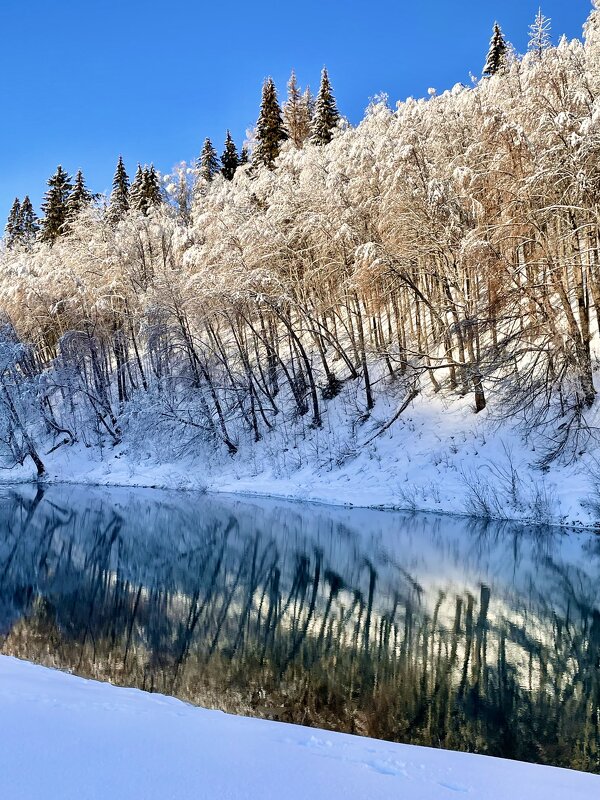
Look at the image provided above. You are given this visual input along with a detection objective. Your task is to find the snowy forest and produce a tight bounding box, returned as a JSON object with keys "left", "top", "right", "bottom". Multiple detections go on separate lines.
{"left": 2, "top": 6, "right": 600, "bottom": 499}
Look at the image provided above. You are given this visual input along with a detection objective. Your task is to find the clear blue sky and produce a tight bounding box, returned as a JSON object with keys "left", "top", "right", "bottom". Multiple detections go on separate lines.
{"left": 0, "top": 0, "right": 593, "bottom": 225}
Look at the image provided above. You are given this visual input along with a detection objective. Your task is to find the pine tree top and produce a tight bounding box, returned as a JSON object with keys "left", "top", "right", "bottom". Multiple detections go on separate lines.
{"left": 5, "top": 198, "right": 22, "bottom": 247}
{"left": 67, "top": 170, "right": 93, "bottom": 219}
{"left": 143, "top": 165, "right": 162, "bottom": 208}
{"left": 254, "top": 77, "right": 288, "bottom": 168}
{"left": 108, "top": 156, "right": 130, "bottom": 222}
{"left": 5, "top": 196, "right": 39, "bottom": 248}
{"left": 483, "top": 22, "right": 508, "bottom": 77}
{"left": 221, "top": 131, "right": 240, "bottom": 181}
{"left": 130, "top": 164, "right": 162, "bottom": 214}
{"left": 42, "top": 165, "right": 72, "bottom": 196}
{"left": 129, "top": 164, "right": 145, "bottom": 210}
{"left": 7, "top": 198, "right": 21, "bottom": 222}
{"left": 283, "top": 70, "right": 312, "bottom": 148}
{"left": 40, "top": 166, "right": 73, "bottom": 244}
{"left": 20, "top": 196, "right": 39, "bottom": 239}
{"left": 311, "top": 68, "right": 340, "bottom": 146}
{"left": 198, "top": 138, "right": 220, "bottom": 181}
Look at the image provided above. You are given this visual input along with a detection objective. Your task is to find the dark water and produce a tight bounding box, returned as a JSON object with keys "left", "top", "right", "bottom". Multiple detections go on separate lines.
{"left": 0, "top": 484, "right": 598, "bottom": 772}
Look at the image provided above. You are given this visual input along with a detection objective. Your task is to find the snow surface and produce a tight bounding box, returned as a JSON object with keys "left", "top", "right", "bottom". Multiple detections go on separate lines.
{"left": 0, "top": 655, "right": 597, "bottom": 799}
{"left": 3, "top": 389, "right": 600, "bottom": 528}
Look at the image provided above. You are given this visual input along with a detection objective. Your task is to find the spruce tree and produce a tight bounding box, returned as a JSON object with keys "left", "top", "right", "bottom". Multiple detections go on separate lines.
{"left": 284, "top": 70, "right": 312, "bottom": 148}
{"left": 143, "top": 165, "right": 162, "bottom": 208}
{"left": 129, "top": 164, "right": 145, "bottom": 211}
{"left": 176, "top": 170, "right": 190, "bottom": 221}
{"left": 483, "top": 23, "right": 508, "bottom": 77}
{"left": 5, "top": 198, "right": 22, "bottom": 247}
{"left": 108, "top": 155, "right": 129, "bottom": 222}
{"left": 311, "top": 68, "right": 340, "bottom": 146}
{"left": 20, "top": 196, "right": 39, "bottom": 242}
{"left": 40, "top": 165, "right": 72, "bottom": 243}
{"left": 528, "top": 8, "right": 551, "bottom": 58}
{"left": 198, "top": 138, "right": 220, "bottom": 181}
{"left": 67, "top": 169, "right": 93, "bottom": 220}
{"left": 239, "top": 145, "right": 250, "bottom": 166}
{"left": 302, "top": 86, "right": 315, "bottom": 121}
{"left": 221, "top": 131, "right": 240, "bottom": 180}
{"left": 130, "top": 165, "right": 162, "bottom": 214}
{"left": 254, "top": 77, "right": 287, "bottom": 168}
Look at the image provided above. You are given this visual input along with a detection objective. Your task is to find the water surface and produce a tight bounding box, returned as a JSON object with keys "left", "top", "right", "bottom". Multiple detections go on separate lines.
{"left": 0, "top": 484, "right": 598, "bottom": 772}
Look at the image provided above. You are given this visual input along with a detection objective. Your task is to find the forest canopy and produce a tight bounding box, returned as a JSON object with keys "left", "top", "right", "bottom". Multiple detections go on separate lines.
{"left": 2, "top": 7, "right": 600, "bottom": 477}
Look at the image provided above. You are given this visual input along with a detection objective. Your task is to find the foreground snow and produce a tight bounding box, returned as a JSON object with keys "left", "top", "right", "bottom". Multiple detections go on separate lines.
{"left": 0, "top": 656, "right": 597, "bottom": 799}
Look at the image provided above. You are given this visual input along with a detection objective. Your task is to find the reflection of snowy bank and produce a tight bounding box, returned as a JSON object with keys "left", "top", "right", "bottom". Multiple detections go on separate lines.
{"left": 0, "top": 484, "right": 599, "bottom": 770}
{"left": 0, "top": 655, "right": 596, "bottom": 800}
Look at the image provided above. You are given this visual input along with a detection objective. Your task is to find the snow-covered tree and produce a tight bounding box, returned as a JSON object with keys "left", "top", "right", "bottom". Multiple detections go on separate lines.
{"left": 108, "top": 156, "right": 129, "bottom": 222}
{"left": 253, "top": 77, "right": 287, "bottom": 168}
{"left": 311, "top": 68, "right": 340, "bottom": 145}
{"left": 19, "top": 196, "right": 39, "bottom": 243}
{"left": 40, "top": 165, "right": 72, "bottom": 243}
{"left": 163, "top": 161, "right": 193, "bottom": 220}
{"left": 283, "top": 70, "right": 311, "bottom": 147}
{"left": 221, "top": 131, "right": 239, "bottom": 180}
{"left": 528, "top": 8, "right": 552, "bottom": 58}
{"left": 67, "top": 169, "right": 93, "bottom": 220}
{"left": 4, "top": 199, "right": 21, "bottom": 247}
{"left": 198, "top": 138, "right": 220, "bottom": 182}
{"left": 129, "top": 164, "right": 145, "bottom": 211}
{"left": 143, "top": 165, "right": 162, "bottom": 208}
{"left": 483, "top": 22, "right": 508, "bottom": 76}
{"left": 584, "top": 0, "right": 600, "bottom": 90}
{"left": 129, "top": 164, "right": 162, "bottom": 214}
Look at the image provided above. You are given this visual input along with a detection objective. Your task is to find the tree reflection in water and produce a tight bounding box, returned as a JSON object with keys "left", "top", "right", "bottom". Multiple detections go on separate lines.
{"left": 0, "top": 485, "right": 598, "bottom": 772}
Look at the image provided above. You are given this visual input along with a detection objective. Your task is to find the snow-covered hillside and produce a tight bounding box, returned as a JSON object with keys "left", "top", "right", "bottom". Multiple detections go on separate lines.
{"left": 0, "top": 656, "right": 596, "bottom": 800}
{"left": 3, "top": 385, "right": 600, "bottom": 528}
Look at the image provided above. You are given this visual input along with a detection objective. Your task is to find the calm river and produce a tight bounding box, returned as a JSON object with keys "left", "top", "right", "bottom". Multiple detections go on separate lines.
{"left": 0, "top": 484, "right": 598, "bottom": 772}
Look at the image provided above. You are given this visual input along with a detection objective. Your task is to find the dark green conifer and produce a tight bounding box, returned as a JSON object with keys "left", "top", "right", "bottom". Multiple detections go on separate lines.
{"left": 40, "top": 165, "right": 72, "bottom": 243}
{"left": 67, "top": 170, "right": 93, "bottom": 220}
{"left": 20, "top": 196, "right": 39, "bottom": 242}
{"left": 239, "top": 145, "right": 250, "bottom": 166}
{"left": 143, "top": 165, "right": 162, "bottom": 208}
{"left": 129, "top": 164, "right": 145, "bottom": 211}
{"left": 311, "top": 68, "right": 340, "bottom": 145}
{"left": 483, "top": 23, "right": 508, "bottom": 76}
{"left": 130, "top": 165, "right": 162, "bottom": 214}
{"left": 108, "top": 155, "right": 129, "bottom": 222}
{"left": 253, "top": 77, "right": 287, "bottom": 168}
{"left": 221, "top": 131, "right": 240, "bottom": 180}
{"left": 5, "top": 198, "right": 22, "bottom": 247}
{"left": 198, "top": 138, "right": 220, "bottom": 182}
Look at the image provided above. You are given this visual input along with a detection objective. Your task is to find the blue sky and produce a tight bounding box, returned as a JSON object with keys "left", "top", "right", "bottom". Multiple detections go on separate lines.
{"left": 0, "top": 0, "right": 593, "bottom": 225}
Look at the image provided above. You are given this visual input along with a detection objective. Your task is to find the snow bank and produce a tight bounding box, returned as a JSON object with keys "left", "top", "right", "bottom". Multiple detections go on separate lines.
{"left": 3, "top": 389, "right": 600, "bottom": 529}
{"left": 0, "top": 656, "right": 596, "bottom": 799}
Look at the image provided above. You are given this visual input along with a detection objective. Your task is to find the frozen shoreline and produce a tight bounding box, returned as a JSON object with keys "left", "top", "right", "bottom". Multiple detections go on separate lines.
{"left": 0, "top": 655, "right": 597, "bottom": 800}
{"left": 2, "top": 391, "right": 600, "bottom": 530}
{"left": 1, "top": 461, "right": 598, "bottom": 532}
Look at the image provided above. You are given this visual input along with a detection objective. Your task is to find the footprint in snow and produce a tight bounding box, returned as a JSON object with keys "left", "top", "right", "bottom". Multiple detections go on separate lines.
{"left": 367, "top": 759, "right": 407, "bottom": 777}
{"left": 437, "top": 781, "right": 468, "bottom": 793}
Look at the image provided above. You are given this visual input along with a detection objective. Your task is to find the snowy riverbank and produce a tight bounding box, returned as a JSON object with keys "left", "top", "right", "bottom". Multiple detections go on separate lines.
{"left": 0, "top": 656, "right": 596, "bottom": 800}
{"left": 3, "top": 390, "right": 600, "bottom": 529}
